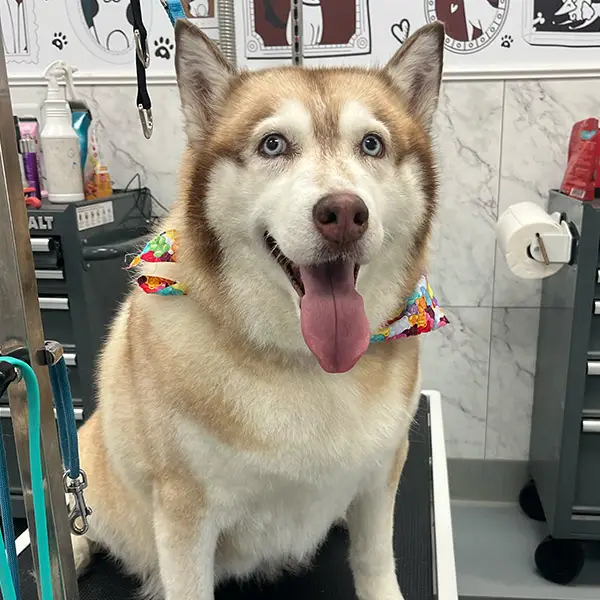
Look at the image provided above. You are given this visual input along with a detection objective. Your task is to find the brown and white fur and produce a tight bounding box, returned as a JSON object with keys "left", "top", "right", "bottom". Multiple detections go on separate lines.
{"left": 71, "top": 20, "right": 444, "bottom": 600}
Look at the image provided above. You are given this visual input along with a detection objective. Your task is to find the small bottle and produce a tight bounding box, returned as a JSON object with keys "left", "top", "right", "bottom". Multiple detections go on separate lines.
{"left": 40, "top": 62, "right": 84, "bottom": 203}
{"left": 20, "top": 136, "right": 42, "bottom": 200}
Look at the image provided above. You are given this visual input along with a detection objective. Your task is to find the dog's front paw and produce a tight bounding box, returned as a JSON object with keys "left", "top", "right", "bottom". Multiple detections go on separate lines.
{"left": 355, "top": 572, "right": 404, "bottom": 600}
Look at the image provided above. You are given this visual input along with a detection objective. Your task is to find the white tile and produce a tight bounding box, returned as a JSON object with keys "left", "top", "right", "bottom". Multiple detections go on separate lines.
{"left": 485, "top": 308, "right": 539, "bottom": 460}
{"left": 428, "top": 81, "right": 503, "bottom": 308}
{"left": 421, "top": 306, "right": 492, "bottom": 459}
{"left": 80, "top": 84, "right": 185, "bottom": 211}
{"left": 494, "top": 79, "right": 600, "bottom": 307}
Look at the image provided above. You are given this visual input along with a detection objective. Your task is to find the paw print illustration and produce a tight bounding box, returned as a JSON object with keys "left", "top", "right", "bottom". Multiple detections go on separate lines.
{"left": 154, "top": 37, "right": 174, "bottom": 60}
{"left": 52, "top": 32, "right": 68, "bottom": 51}
{"left": 501, "top": 34, "right": 513, "bottom": 49}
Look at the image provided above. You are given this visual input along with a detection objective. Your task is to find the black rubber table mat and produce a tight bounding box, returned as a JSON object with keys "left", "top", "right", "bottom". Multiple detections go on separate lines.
{"left": 19, "top": 396, "right": 433, "bottom": 599}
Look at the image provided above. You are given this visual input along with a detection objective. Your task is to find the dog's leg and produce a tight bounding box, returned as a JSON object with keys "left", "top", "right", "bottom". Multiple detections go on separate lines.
{"left": 153, "top": 480, "right": 218, "bottom": 600}
{"left": 347, "top": 440, "right": 409, "bottom": 600}
{"left": 71, "top": 534, "right": 94, "bottom": 576}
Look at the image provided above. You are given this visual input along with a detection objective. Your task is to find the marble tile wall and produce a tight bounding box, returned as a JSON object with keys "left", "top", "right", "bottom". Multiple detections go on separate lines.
{"left": 424, "top": 78, "right": 600, "bottom": 460}
{"left": 11, "top": 77, "right": 598, "bottom": 460}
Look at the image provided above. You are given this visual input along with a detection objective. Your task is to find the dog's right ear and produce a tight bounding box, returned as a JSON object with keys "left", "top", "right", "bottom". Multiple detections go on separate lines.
{"left": 384, "top": 21, "right": 444, "bottom": 129}
{"left": 175, "top": 19, "right": 235, "bottom": 141}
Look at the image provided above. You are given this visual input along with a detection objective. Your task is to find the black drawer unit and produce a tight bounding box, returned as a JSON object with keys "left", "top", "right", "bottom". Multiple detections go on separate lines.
{"left": 1, "top": 189, "right": 152, "bottom": 515}
{"left": 523, "top": 190, "right": 600, "bottom": 584}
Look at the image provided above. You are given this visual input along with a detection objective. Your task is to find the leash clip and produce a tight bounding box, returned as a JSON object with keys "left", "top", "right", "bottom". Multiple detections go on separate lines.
{"left": 134, "top": 29, "right": 150, "bottom": 68}
{"left": 138, "top": 104, "right": 154, "bottom": 139}
{"left": 36, "top": 340, "right": 63, "bottom": 367}
{"left": 64, "top": 470, "right": 93, "bottom": 536}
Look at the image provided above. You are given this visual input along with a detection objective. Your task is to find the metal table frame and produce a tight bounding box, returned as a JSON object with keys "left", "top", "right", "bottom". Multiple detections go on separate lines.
{"left": 0, "top": 22, "right": 79, "bottom": 600}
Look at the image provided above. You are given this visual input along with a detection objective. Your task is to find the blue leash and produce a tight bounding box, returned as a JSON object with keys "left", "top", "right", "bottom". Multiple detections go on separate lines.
{"left": 49, "top": 357, "right": 80, "bottom": 479}
{"left": 0, "top": 350, "right": 90, "bottom": 600}
{"left": 47, "top": 355, "right": 91, "bottom": 536}
{"left": 0, "top": 423, "right": 19, "bottom": 598}
{"left": 0, "top": 363, "right": 20, "bottom": 598}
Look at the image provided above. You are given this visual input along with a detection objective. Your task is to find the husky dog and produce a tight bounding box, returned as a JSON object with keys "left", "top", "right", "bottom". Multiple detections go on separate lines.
{"left": 71, "top": 19, "right": 445, "bottom": 600}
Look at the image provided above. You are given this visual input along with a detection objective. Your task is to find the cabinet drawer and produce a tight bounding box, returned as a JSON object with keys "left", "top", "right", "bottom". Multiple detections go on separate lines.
{"left": 39, "top": 296, "right": 69, "bottom": 311}
{"left": 40, "top": 306, "right": 75, "bottom": 346}
{"left": 584, "top": 361, "right": 600, "bottom": 410}
{"left": 573, "top": 423, "right": 600, "bottom": 514}
{"left": 30, "top": 237, "right": 52, "bottom": 253}
{"left": 35, "top": 269, "right": 64, "bottom": 281}
{"left": 589, "top": 303, "right": 600, "bottom": 350}
{"left": 36, "top": 268, "right": 66, "bottom": 293}
{"left": 31, "top": 237, "right": 63, "bottom": 270}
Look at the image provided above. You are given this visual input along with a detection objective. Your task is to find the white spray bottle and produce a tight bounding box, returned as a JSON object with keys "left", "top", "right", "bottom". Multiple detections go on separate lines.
{"left": 40, "top": 61, "right": 84, "bottom": 203}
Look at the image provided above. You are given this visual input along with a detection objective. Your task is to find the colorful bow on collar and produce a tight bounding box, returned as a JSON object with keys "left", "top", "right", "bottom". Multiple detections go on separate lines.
{"left": 127, "top": 231, "right": 449, "bottom": 342}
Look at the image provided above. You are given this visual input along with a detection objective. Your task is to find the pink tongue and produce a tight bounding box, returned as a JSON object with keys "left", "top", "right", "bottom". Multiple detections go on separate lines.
{"left": 299, "top": 261, "right": 370, "bottom": 374}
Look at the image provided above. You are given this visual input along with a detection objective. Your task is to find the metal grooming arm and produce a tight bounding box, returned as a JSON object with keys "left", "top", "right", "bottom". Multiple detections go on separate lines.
{"left": 0, "top": 22, "right": 79, "bottom": 600}
{"left": 290, "top": 0, "right": 304, "bottom": 66}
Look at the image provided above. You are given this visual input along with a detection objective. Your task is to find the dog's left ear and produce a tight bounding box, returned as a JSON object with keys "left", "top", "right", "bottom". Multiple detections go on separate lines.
{"left": 384, "top": 22, "right": 445, "bottom": 128}
{"left": 175, "top": 19, "right": 236, "bottom": 141}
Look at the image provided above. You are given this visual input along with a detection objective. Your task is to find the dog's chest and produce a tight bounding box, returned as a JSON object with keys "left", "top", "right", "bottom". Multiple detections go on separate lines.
{"left": 174, "top": 390, "right": 400, "bottom": 580}
{"left": 169, "top": 354, "right": 415, "bottom": 579}
{"left": 213, "top": 465, "right": 365, "bottom": 580}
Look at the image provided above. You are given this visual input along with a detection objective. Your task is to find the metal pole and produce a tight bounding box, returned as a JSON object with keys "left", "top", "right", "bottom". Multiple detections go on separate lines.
{"left": 291, "top": 0, "right": 304, "bottom": 66}
{"left": 0, "top": 20, "right": 79, "bottom": 600}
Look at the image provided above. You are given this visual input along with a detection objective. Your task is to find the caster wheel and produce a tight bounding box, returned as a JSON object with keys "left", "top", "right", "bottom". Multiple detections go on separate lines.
{"left": 534, "top": 536, "right": 584, "bottom": 585}
{"left": 519, "top": 479, "right": 546, "bottom": 522}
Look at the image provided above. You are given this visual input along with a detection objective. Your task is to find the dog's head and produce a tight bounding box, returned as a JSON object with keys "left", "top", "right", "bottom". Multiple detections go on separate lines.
{"left": 174, "top": 21, "right": 444, "bottom": 373}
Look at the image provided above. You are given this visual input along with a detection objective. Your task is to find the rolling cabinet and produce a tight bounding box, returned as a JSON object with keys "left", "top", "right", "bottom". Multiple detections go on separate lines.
{"left": 1, "top": 190, "right": 152, "bottom": 515}
{"left": 520, "top": 189, "right": 600, "bottom": 584}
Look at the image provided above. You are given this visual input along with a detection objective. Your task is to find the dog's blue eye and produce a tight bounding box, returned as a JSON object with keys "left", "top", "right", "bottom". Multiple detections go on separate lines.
{"left": 260, "top": 134, "right": 288, "bottom": 157}
{"left": 361, "top": 134, "right": 384, "bottom": 157}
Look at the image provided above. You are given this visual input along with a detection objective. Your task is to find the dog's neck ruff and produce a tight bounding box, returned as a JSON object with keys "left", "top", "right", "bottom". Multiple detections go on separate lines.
{"left": 128, "top": 231, "right": 449, "bottom": 343}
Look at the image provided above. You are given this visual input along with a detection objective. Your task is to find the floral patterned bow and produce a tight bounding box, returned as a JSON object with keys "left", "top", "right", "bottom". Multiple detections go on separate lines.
{"left": 128, "top": 231, "right": 449, "bottom": 342}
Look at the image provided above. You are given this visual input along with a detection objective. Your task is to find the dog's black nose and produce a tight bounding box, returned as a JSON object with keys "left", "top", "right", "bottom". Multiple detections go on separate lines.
{"left": 313, "top": 193, "right": 369, "bottom": 244}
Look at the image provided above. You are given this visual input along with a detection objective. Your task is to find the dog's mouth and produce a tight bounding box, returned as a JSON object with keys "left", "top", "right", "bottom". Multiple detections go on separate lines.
{"left": 265, "top": 234, "right": 305, "bottom": 296}
{"left": 264, "top": 233, "right": 360, "bottom": 297}
{"left": 264, "top": 233, "right": 369, "bottom": 374}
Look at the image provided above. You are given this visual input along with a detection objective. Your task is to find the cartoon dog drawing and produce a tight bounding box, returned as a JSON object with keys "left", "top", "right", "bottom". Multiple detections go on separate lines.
{"left": 554, "top": 0, "right": 600, "bottom": 30}
{"left": 285, "top": 0, "right": 323, "bottom": 46}
{"left": 462, "top": 0, "right": 499, "bottom": 41}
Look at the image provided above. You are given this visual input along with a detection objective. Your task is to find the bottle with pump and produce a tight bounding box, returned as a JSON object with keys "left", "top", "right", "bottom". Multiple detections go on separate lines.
{"left": 40, "top": 62, "right": 85, "bottom": 203}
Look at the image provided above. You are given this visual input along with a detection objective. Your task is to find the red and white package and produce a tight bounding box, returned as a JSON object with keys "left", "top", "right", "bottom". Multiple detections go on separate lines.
{"left": 560, "top": 118, "right": 600, "bottom": 202}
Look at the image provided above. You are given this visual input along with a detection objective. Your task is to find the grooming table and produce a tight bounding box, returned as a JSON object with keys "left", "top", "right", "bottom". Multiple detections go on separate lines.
{"left": 18, "top": 391, "right": 457, "bottom": 600}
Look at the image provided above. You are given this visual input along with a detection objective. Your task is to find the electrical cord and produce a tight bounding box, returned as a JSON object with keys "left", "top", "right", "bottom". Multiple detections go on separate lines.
{"left": 122, "top": 172, "right": 169, "bottom": 229}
